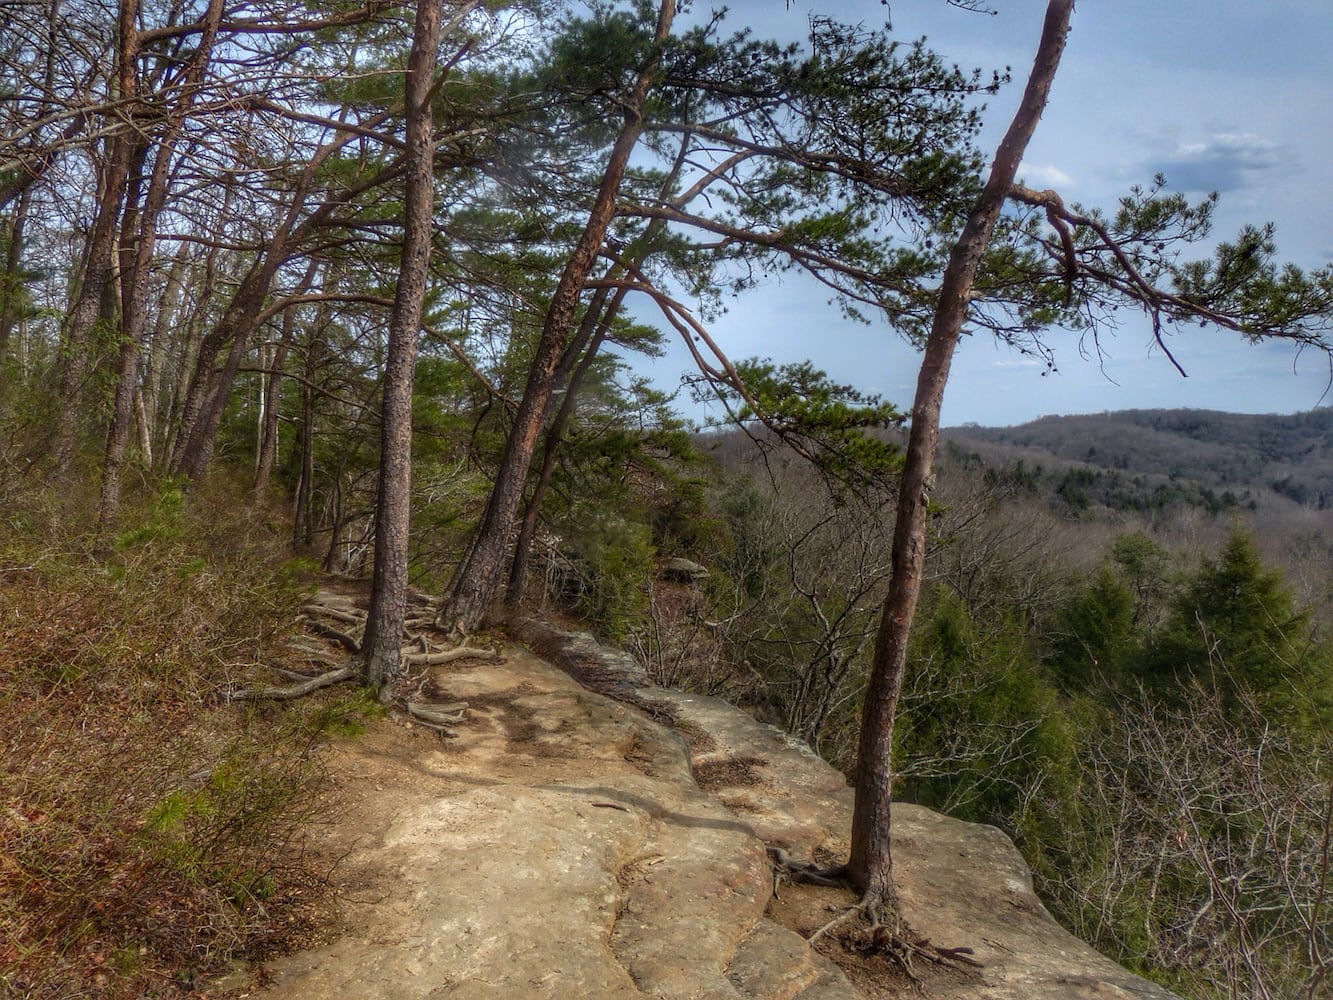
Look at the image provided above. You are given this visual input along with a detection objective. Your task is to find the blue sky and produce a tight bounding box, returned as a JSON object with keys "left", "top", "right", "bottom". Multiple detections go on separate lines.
{"left": 629, "top": 0, "right": 1333, "bottom": 427}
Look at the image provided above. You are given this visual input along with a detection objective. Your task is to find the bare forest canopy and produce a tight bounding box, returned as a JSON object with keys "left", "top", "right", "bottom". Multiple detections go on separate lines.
{"left": 942, "top": 405, "right": 1333, "bottom": 515}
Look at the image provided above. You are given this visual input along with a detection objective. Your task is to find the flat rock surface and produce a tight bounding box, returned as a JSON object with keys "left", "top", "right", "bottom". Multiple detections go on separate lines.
{"left": 245, "top": 625, "right": 1175, "bottom": 1000}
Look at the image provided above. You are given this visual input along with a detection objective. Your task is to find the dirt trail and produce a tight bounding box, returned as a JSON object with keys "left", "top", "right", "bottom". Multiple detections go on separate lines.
{"left": 229, "top": 624, "right": 1175, "bottom": 1000}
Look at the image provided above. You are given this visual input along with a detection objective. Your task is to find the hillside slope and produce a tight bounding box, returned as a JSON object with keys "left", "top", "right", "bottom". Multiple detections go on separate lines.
{"left": 943, "top": 407, "right": 1333, "bottom": 516}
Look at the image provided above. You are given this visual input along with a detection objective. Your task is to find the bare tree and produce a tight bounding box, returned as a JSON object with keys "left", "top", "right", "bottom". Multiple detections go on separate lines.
{"left": 1058, "top": 682, "right": 1332, "bottom": 1000}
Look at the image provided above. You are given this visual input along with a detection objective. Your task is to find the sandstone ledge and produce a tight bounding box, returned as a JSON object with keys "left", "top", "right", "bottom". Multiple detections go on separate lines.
{"left": 249, "top": 621, "right": 1174, "bottom": 1000}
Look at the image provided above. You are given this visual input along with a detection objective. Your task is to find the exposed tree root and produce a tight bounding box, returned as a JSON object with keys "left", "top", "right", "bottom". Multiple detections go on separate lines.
{"left": 807, "top": 900, "right": 865, "bottom": 944}
{"left": 219, "top": 589, "right": 501, "bottom": 718}
{"left": 301, "top": 603, "right": 362, "bottom": 625}
{"left": 306, "top": 619, "right": 361, "bottom": 652}
{"left": 222, "top": 666, "right": 358, "bottom": 702}
{"left": 767, "top": 846, "right": 849, "bottom": 887}
{"left": 404, "top": 646, "right": 502, "bottom": 666}
{"left": 765, "top": 847, "right": 983, "bottom": 982}
{"left": 404, "top": 700, "right": 468, "bottom": 731}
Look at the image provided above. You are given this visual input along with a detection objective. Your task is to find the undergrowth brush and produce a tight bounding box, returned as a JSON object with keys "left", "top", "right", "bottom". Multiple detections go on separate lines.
{"left": 0, "top": 475, "right": 348, "bottom": 998}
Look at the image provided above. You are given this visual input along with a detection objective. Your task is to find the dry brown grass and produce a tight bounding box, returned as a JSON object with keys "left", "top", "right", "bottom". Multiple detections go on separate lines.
{"left": 0, "top": 475, "right": 342, "bottom": 998}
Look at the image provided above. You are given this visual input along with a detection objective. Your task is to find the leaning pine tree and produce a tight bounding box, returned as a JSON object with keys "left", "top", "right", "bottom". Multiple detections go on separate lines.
{"left": 821, "top": 0, "right": 1333, "bottom": 948}
{"left": 841, "top": 0, "right": 1076, "bottom": 932}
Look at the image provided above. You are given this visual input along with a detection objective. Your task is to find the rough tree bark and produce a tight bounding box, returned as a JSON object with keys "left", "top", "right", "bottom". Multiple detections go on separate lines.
{"left": 441, "top": 0, "right": 677, "bottom": 632}
{"left": 846, "top": 0, "right": 1075, "bottom": 920}
{"left": 502, "top": 313, "right": 611, "bottom": 609}
{"left": 358, "top": 0, "right": 457, "bottom": 694}
{"left": 503, "top": 138, "right": 701, "bottom": 608}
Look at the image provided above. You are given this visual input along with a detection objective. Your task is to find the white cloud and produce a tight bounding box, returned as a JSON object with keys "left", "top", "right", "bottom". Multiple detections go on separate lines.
{"left": 1016, "top": 162, "right": 1075, "bottom": 190}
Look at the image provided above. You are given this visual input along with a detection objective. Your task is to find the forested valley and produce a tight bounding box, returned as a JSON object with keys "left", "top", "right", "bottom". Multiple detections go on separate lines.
{"left": 2, "top": 0, "right": 1331, "bottom": 997}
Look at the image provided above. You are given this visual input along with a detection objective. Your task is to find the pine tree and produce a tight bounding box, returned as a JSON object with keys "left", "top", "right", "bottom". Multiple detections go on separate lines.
{"left": 1149, "top": 529, "right": 1331, "bottom": 729}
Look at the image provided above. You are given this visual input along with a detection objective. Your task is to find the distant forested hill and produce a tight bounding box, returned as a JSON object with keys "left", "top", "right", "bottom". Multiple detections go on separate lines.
{"left": 942, "top": 408, "right": 1333, "bottom": 516}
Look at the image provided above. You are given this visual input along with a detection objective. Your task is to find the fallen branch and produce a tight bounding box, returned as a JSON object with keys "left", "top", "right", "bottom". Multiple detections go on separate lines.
{"left": 222, "top": 666, "right": 357, "bottom": 702}
{"left": 404, "top": 646, "right": 502, "bottom": 666}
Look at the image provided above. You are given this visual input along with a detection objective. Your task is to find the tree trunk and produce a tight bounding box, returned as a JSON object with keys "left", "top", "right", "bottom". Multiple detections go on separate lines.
{"left": 141, "top": 241, "right": 190, "bottom": 461}
{"left": 442, "top": 0, "right": 677, "bottom": 631}
{"left": 292, "top": 327, "right": 322, "bottom": 548}
{"left": 99, "top": 0, "right": 224, "bottom": 527}
{"left": 0, "top": 187, "right": 33, "bottom": 373}
{"left": 163, "top": 187, "right": 231, "bottom": 465}
{"left": 504, "top": 307, "right": 614, "bottom": 607}
{"left": 96, "top": 135, "right": 151, "bottom": 529}
{"left": 846, "top": 0, "right": 1074, "bottom": 919}
{"left": 503, "top": 142, "right": 692, "bottom": 608}
{"left": 169, "top": 257, "right": 281, "bottom": 480}
{"left": 168, "top": 118, "right": 392, "bottom": 484}
{"left": 52, "top": 127, "right": 133, "bottom": 473}
{"left": 359, "top": 0, "right": 446, "bottom": 696}
{"left": 254, "top": 260, "right": 318, "bottom": 497}
{"left": 253, "top": 322, "right": 293, "bottom": 497}
{"left": 68, "top": 0, "right": 142, "bottom": 485}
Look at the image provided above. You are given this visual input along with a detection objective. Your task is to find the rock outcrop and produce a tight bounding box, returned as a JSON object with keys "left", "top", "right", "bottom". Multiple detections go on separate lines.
{"left": 247, "top": 623, "right": 1175, "bottom": 1000}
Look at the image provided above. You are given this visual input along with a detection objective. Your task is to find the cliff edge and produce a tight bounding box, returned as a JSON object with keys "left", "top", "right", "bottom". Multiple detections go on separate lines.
{"left": 238, "top": 622, "right": 1174, "bottom": 1000}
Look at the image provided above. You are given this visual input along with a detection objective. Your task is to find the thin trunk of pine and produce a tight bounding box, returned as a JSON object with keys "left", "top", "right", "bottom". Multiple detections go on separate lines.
{"left": 292, "top": 329, "right": 322, "bottom": 548}
{"left": 55, "top": 0, "right": 141, "bottom": 475}
{"left": 163, "top": 185, "right": 230, "bottom": 464}
{"left": 359, "top": 0, "right": 450, "bottom": 695}
{"left": 169, "top": 117, "right": 391, "bottom": 483}
{"left": 141, "top": 241, "right": 189, "bottom": 460}
{"left": 53, "top": 136, "right": 131, "bottom": 473}
{"left": 254, "top": 260, "right": 316, "bottom": 497}
{"left": 442, "top": 0, "right": 677, "bottom": 631}
{"left": 504, "top": 309, "right": 614, "bottom": 608}
{"left": 846, "top": 0, "right": 1074, "bottom": 919}
{"left": 503, "top": 142, "right": 693, "bottom": 607}
{"left": 253, "top": 323, "right": 293, "bottom": 497}
{"left": 170, "top": 259, "right": 280, "bottom": 480}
